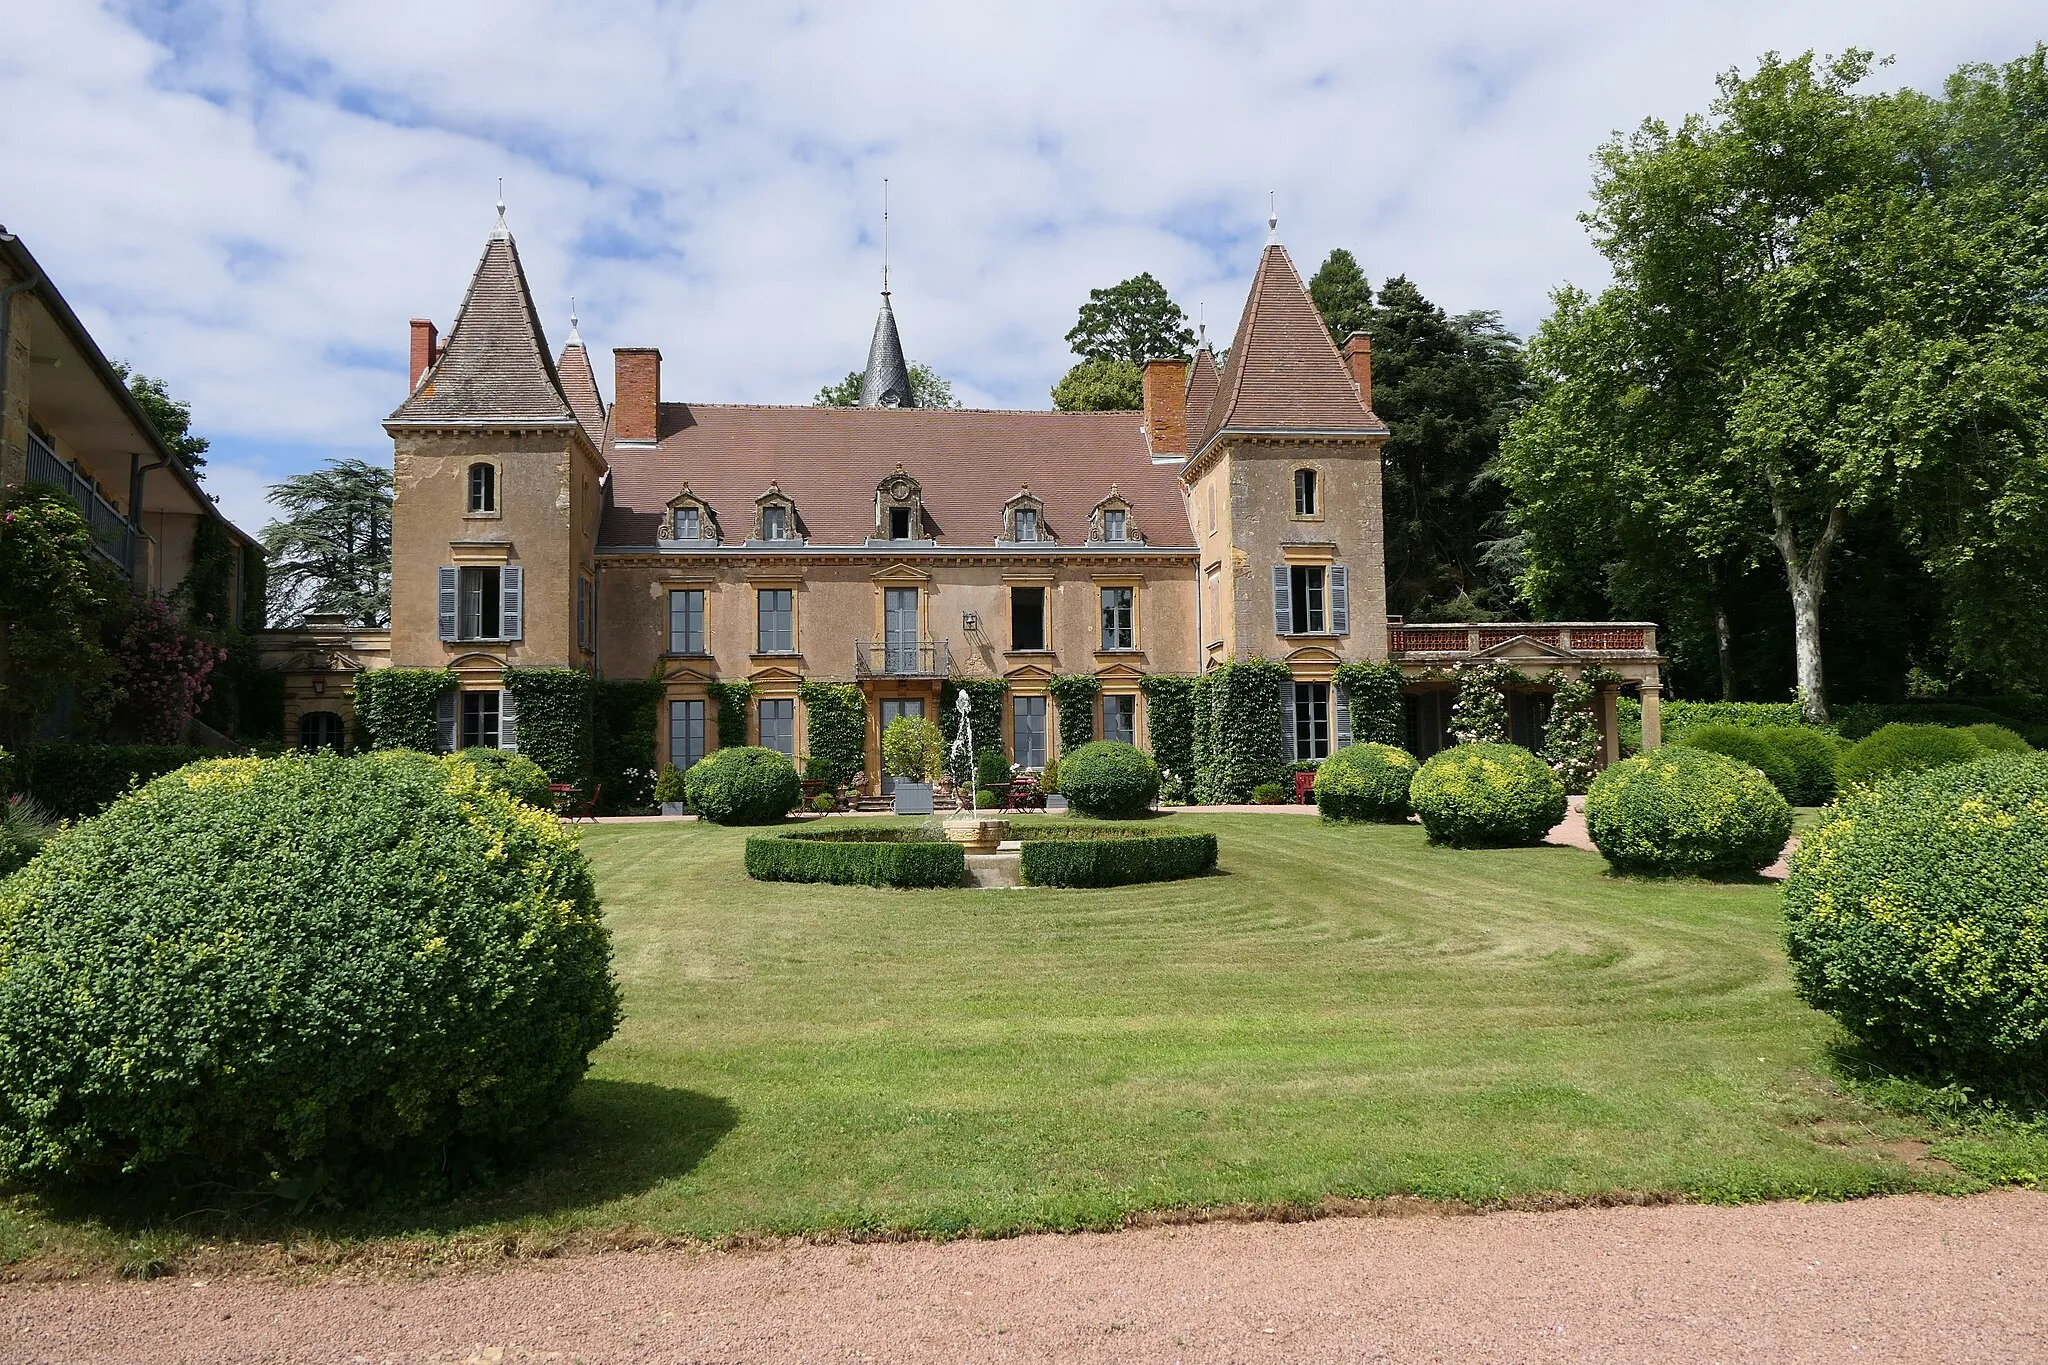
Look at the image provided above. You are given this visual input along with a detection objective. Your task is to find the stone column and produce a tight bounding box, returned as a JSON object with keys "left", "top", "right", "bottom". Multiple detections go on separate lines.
{"left": 1597, "top": 685, "right": 1620, "bottom": 767}
{"left": 1641, "top": 679, "right": 1664, "bottom": 750}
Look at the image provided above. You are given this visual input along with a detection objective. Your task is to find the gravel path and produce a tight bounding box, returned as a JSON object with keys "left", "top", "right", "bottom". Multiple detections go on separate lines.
{"left": 10, "top": 1191, "right": 2044, "bottom": 1362}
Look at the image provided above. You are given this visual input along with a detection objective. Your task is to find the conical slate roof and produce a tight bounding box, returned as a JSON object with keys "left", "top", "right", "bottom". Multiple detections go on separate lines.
{"left": 1184, "top": 343, "right": 1221, "bottom": 444}
{"left": 1194, "top": 243, "right": 1384, "bottom": 455}
{"left": 387, "top": 224, "right": 576, "bottom": 426}
{"left": 556, "top": 329, "right": 608, "bottom": 447}
{"left": 857, "top": 293, "right": 916, "bottom": 408}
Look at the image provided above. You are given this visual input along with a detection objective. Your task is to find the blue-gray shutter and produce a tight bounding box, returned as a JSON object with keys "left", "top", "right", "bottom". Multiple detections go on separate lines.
{"left": 1281, "top": 681, "right": 1298, "bottom": 761}
{"left": 500, "top": 565, "right": 523, "bottom": 641}
{"left": 1329, "top": 564, "right": 1349, "bottom": 635}
{"left": 437, "top": 567, "right": 458, "bottom": 641}
{"left": 499, "top": 687, "right": 519, "bottom": 752}
{"left": 436, "top": 690, "right": 457, "bottom": 752}
{"left": 1271, "top": 565, "right": 1291, "bottom": 636}
{"left": 1334, "top": 683, "right": 1353, "bottom": 747}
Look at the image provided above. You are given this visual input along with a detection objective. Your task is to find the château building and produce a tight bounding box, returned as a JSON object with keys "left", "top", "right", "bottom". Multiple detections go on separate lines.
{"left": 266, "top": 206, "right": 1666, "bottom": 787}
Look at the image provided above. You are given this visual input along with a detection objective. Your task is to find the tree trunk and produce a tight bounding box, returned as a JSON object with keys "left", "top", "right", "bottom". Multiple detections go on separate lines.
{"left": 1705, "top": 561, "right": 1737, "bottom": 702}
{"left": 1764, "top": 476, "right": 1844, "bottom": 725}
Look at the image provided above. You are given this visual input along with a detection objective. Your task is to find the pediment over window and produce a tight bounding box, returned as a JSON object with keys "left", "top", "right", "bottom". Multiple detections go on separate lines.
{"left": 663, "top": 483, "right": 720, "bottom": 543}
{"left": 999, "top": 485, "right": 1055, "bottom": 545}
{"left": 873, "top": 463, "right": 932, "bottom": 542}
{"left": 1088, "top": 486, "right": 1144, "bottom": 545}
{"left": 751, "top": 481, "right": 805, "bottom": 544}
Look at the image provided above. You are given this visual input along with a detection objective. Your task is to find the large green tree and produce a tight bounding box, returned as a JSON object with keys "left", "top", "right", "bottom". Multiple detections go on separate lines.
{"left": 109, "top": 361, "right": 208, "bottom": 476}
{"left": 1050, "top": 358, "right": 1144, "bottom": 412}
{"left": 1063, "top": 272, "right": 1194, "bottom": 365}
{"left": 260, "top": 459, "right": 392, "bottom": 627}
{"left": 1306, "top": 248, "right": 1372, "bottom": 342}
{"left": 1504, "top": 47, "right": 2048, "bottom": 716}
{"left": 814, "top": 363, "right": 961, "bottom": 408}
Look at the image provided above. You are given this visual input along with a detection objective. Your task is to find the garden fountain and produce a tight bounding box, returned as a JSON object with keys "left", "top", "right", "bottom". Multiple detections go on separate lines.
{"left": 942, "top": 690, "right": 1009, "bottom": 854}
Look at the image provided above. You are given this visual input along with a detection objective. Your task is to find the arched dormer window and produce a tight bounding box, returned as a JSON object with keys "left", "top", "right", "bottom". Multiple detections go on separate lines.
{"left": 753, "top": 482, "right": 803, "bottom": 545}
{"left": 1000, "top": 485, "right": 1053, "bottom": 545}
{"left": 1089, "top": 487, "right": 1143, "bottom": 545}
{"left": 873, "top": 464, "right": 929, "bottom": 542}
{"left": 664, "top": 483, "right": 719, "bottom": 544}
{"left": 467, "top": 462, "right": 498, "bottom": 515}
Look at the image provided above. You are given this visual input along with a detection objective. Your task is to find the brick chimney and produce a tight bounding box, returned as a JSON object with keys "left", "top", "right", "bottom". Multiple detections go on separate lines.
{"left": 613, "top": 347, "right": 662, "bottom": 443}
{"left": 1141, "top": 357, "right": 1189, "bottom": 456}
{"left": 408, "top": 319, "right": 438, "bottom": 389}
{"left": 1342, "top": 332, "right": 1373, "bottom": 411}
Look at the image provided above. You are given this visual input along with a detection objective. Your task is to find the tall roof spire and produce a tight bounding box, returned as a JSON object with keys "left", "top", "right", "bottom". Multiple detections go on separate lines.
{"left": 1266, "top": 190, "right": 1278, "bottom": 245}
{"left": 492, "top": 178, "right": 509, "bottom": 242}
{"left": 567, "top": 295, "right": 582, "bottom": 347}
{"left": 858, "top": 293, "right": 916, "bottom": 408}
{"left": 882, "top": 177, "right": 891, "bottom": 296}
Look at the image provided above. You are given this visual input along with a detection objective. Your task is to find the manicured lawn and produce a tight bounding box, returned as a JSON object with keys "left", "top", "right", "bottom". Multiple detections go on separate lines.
{"left": 5, "top": 813, "right": 2038, "bottom": 1267}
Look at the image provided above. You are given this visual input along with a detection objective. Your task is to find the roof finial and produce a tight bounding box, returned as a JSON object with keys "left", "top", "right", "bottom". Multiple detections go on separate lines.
{"left": 1198, "top": 301, "right": 1207, "bottom": 348}
{"left": 1267, "top": 190, "right": 1278, "bottom": 245}
{"left": 492, "top": 178, "right": 509, "bottom": 241}
{"left": 567, "top": 295, "right": 582, "bottom": 346}
{"left": 882, "top": 177, "right": 891, "bottom": 296}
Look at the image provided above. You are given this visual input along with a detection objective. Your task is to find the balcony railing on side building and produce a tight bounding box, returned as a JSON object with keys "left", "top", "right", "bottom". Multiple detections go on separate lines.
{"left": 1385, "top": 620, "right": 1655, "bottom": 656}
{"left": 854, "top": 638, "right": 952, "bottom": 679}
{"left": 25, "top": 430, "right": 137, "bottom": 576}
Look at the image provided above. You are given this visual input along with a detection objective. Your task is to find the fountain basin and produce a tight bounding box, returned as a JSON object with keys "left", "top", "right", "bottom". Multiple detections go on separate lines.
{"left": 942, "top": 816, "right": 1010, "bottom": 854}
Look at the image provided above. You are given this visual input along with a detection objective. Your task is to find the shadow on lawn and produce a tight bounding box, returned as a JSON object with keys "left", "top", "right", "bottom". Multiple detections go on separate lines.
{"left": 23, "top": 1080, "right": 738, "bottom": 1242}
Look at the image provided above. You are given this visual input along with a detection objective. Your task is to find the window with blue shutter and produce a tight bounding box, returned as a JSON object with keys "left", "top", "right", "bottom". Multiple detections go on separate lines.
{"left": 435, "top": 690, "right": 457, "bottom": 752}
{"left": 499, "top": 687, "right": 519, "bottom": 752}
{"left": 437, "top": 567, "right": 458, "bottom": 641}
{"left": 1329, "top": 564, "right": 1349, "bottom": 635}
{"left": 499, "top": 565, "right": 523, "bottom": 641}
{"left": 1271, "top": 565, "right": 1291, "bottom": 636}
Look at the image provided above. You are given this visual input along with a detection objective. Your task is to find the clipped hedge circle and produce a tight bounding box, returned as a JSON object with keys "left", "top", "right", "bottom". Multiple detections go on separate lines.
{"left": 1586, "top": 747, "right": 1791, "bottom": 876}
{"left": 1784, "top": 754, "right": 2048, "bottom": 1085}
{"left": 1313, "top": 742, "right": 1419, "bottom": 822}
{"left": 1017, "top": 825, "right": 1217, "bottom": 887}
{"left": 1056, "top": 741, "right": 1160, "bottom": 819}
{"left": 1409, "top": 742, "right": 1566, "bottom": 848}
{"left": 0, "top": 751, "right": 620, "bottom": 1186}
{"left": 1676, "top": 724, "right": 1800, "bottom": 804}
{"left": 1835, "top": 723, "right": 1981, "bottom": 791}
{"left": 745, "top": 827, "right": 965, "bottom": 888}
{"left": 685, "top": 745, "right": 801, "bottom": 824}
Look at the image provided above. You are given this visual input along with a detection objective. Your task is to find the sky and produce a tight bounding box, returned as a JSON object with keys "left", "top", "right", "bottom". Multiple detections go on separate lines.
{"left": 1, "top": 1, "right": 2041, "bottom": 536}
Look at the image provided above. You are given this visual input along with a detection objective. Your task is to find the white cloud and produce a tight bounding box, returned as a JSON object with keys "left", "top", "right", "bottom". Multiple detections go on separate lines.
{"left": 1, "top": 0, "right": 2040, "bottom": 491}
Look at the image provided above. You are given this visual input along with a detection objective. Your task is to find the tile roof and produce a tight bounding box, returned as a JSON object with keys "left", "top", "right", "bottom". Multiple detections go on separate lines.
{"left": 857, "top": 294, "right": 916, "bottom": 407}
{"left": 1194, "top": 243, "right": 1385, "bottom": 454}
{"left": 600, "top": 404, "right": 1194, "bottom": 549}
{"left": 386, "top": 232, "right": 576, "bottom": 426}
{"left": 1184, "top": 344, "right": 1221, "bottom": 443}
{"left": 556, "top": 339, "right": 608, "bottom": 446}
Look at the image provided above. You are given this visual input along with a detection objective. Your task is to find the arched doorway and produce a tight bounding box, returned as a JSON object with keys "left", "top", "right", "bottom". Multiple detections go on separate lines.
{"left": 298, "top": 710, "right": 346, "bottom": 751}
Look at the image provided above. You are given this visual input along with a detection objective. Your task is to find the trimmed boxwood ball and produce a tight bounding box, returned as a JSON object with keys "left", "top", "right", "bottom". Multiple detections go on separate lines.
{"left": 1784, "top": 754, "right": 2048, "bottom": 1086}
{"left": 1677, "top": 724, "right": 1799, "bottom": 803}
{"left": 684, "top": 745, "right": 801, "bottom": 824}
{"left": 1409, "top": 742, "right": 1566, "bottom": 847}
{"left": 447, "top": 747, "right": 553, "bottom": 807}
{"left": 1313, "top": 743, "right": 1419, "bottom": 822}
{"left": 1586, "top": 748, "right": 1791, "bottom": 876}
{"left": 1835, "top": 723, "right": 1981, "bottom": 790}
{"left": 1056, "top": 741, "right": 1160, "bottom": 818}
{"left": 1962, "top": 723, "right": 2030, "bottom": 755}
{"left": 1755, "top": 726, "right": 1841, "bottom": 806}
{"left": 0, "top": 751, "right": 620, "bottom": 1186}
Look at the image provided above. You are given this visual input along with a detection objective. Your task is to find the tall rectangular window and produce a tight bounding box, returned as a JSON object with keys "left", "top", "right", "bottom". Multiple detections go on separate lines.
{"left": 1291, "top": 681, "right": 1330, "bottom": 760}
{"left": 889, "top": 506, "right": 913, "bottom": 539}
{"left": 761, "top": 505, "right": 788, "bottom": 540}
{"left": 1014, "top": 508, "right": 1038, "bottom": 542}
{"left": 458, "top": 566, "right": 502, "bottom": 640}
{"left": 1100, "top": 586, "right": 1134, "bottom": 651}
{"left": 1011, "top": 586, "right": 1046, "bottom": 651}
{"left": 1102, "top": 694, "right": 1136, "bottom": 746}
{"left": 1102, "top": 509, "right": 1128, "bottom": 541}
{"left": 669, "top": 699, "right": 706, "bottom": 770}
{"left": 1012, "top": 695, "right": 1047, "bottom": 769}
{"left": 1293, "top": 468, "right": 1319, "bottom": 517}
{"left": 1290, "top": 565, "right": 1327, "bottom": 634}
{"left": 758, "top": 697, "right": 795, "bottom": 757}
{"left": 669, "top": 589, "right": 706, "bottom": 654}
{"left": 460, "top": 690, "right": 502, "bottom": 749}
{"left": 757, "top": 588, "right": 793, "bottom": 653}
{"left": 674, "top": 506, "right": 700, "bottom": 539}
{"left": 468, "top": 463, "right": 496, "bottom": 513}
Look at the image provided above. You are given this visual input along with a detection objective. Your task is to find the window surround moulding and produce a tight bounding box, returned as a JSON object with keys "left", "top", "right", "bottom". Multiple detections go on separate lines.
{"left": 1001, "top": 570, "right": 1057, "bottom": 586}
{"left": 1280, "top": 542, "right": 1338, "bottom": 565}
{"left": 1291, "top": 464, "right": 1326, "bottom": 523}
{"left": 449, "top": 540, "right": 513, "bottom": 565}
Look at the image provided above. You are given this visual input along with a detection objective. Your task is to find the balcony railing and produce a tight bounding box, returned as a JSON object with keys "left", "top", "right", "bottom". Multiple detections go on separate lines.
{"left": 854, "top": 638, "right": 952, "bottom": 678}
{"left": 26, "top": 430, "right": 137, "bottom": 576}
{"left": 1386, "top": 620, "right": 1657, "bottom": 656}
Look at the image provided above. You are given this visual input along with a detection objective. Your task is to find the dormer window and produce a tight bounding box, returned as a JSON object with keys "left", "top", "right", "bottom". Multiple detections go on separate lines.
{"left": 1014, "top": 508, "right": 1039, "bottom": 543}
{"left": 664, "top": 484, "right": 718, "bottom": 544}
{"left": 467, "top": 463, "right": 496, "bottom": 514}
{"left": 1103, "top": 510, "right": 1127, "bottom": 542}
{"left": 753, "top": 482, "right": 802, "bottom": 544}
{"left": 873, "top": 465, "right": 927, "bottom": 543}
{"left": 762, "top": 505, "right": 788, "bottom": 540}
{"left": 1089, "top": 488, "right": 1142, "bottom": 545}
{"left": 675, "top": 506, "right": 700, "bottom": 539}
{"left": 889, "top": 506, "right": 913, "bottom": 540}
{"left": 1000, "top": 486, "right": 1052, "bottom": 546}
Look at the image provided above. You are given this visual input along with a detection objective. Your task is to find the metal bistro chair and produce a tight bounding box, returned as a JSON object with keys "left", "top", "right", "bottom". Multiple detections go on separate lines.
{"left": 573, "top": 783, "right": 603, "bottom": 822}
{"left": 1004, "top": 773, "right": 1046, "bottom": 812}
{"left": 1293, "top": 770, "right": 1317, "bottom": 805}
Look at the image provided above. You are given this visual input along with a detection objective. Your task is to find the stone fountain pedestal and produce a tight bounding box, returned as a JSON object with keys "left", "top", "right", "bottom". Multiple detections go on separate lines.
{"left": 943, "top": 815, "right": 1010, "bottom": 855}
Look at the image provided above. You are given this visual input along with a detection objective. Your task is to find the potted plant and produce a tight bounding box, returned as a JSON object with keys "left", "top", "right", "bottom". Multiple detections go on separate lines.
{"left": 654, "top": 763, "right": 690, "bottom": 816}
{"left": 1040, "top": 755, "right": 1068, "bottom": 813}
{"left": 882, "top": 715, "right": 943, "bottom": 815}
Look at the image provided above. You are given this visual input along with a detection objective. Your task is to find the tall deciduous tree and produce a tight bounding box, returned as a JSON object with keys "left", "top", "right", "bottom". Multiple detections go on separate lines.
{"left": 813, "top": 363, "right": 961, "bottom": 408}
{"left": 260, "top": 459, "right": 392, "bottom": 627}
{"left": 1063, "top": 273, "right": 1193, "bottom": 364}
{"left": 109, "top": 361, "right": 208, "bottom": 476}
{"left": 1051, "top": 358, "right": 1144, "bottom": 412}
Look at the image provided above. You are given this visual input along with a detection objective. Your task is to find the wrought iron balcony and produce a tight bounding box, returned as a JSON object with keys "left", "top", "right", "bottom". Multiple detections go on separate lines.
{"left": 26, "top": 430, "right": 137, "bottom": 576}
{"left": 854, "top": 638, "right": 952, "bottom": 678}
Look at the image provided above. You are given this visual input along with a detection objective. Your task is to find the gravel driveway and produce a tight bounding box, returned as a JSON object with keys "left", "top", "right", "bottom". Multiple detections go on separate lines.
{"left": 9, "top": 1190, "right": 2043, "bottom": 1363}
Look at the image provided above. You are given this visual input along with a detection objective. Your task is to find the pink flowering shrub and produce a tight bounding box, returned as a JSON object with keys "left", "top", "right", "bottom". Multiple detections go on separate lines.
{"left": 115, "top": 599, "right": 225, "bottom": 743}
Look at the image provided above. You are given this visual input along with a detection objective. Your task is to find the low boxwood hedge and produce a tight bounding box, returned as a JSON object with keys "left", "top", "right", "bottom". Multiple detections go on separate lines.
{"left": 1017, "top": 826, "right": 1217, "bottom": 887}
{"left": 19, "top": 743, "right": 219, "bottom": 819}
{"left": 1755, "top": 725, "right": 1841, "bottom": 806}
{"left": 1676, "top": 725, "right": 1800, "bottom": 803}
{"left": 1784, "top": 753, "right": 2048, "bottom": 1087}
{"left": 1409, "top": 743, "right": 1567, "bottom": 848}
{"left": 1835, "top": 723, "right": 1982, "bottom": 790}
{"left": 447, "top": 748, "right": 553, "bottom": 806}
{"left": 744, "top": 827, "right": 965, "bottom": 888}
{"left": 1586, "top": 748, "right": 1792, "bottom": 877}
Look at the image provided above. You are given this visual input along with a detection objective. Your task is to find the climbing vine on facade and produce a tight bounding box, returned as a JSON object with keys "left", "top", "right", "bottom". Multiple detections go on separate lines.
{"left": 1331, "top": 661, "right": 1405, "bottom": 748}
{"left": 1138, "top": 674, "right": 1197, "bottom": 794}
{"left": 704, "top": 680, "right": 754, "bottom": 749}
{"left": 1449, "top": 660, "right": 1519, "bottom": 745}
{"left": 503, "top": 668, "right": 594, "bottom": 782}
{"left": 940, "top": 678, "right": 1009, "bottom": 786}
{"left": 1191, "top": 659, "right": 1290, "bottom": 803}
{"left": 1540, "top": 667, "right": 1615, "bottom": 794}
{"left": 351, "top": 668, "right": 455, "bottom": 752}
{"left": 797, "top": 680, "right": 866, "bottom": 785}
{"left": 1048, "top": 674, "right": 1101, "bottom": 751}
